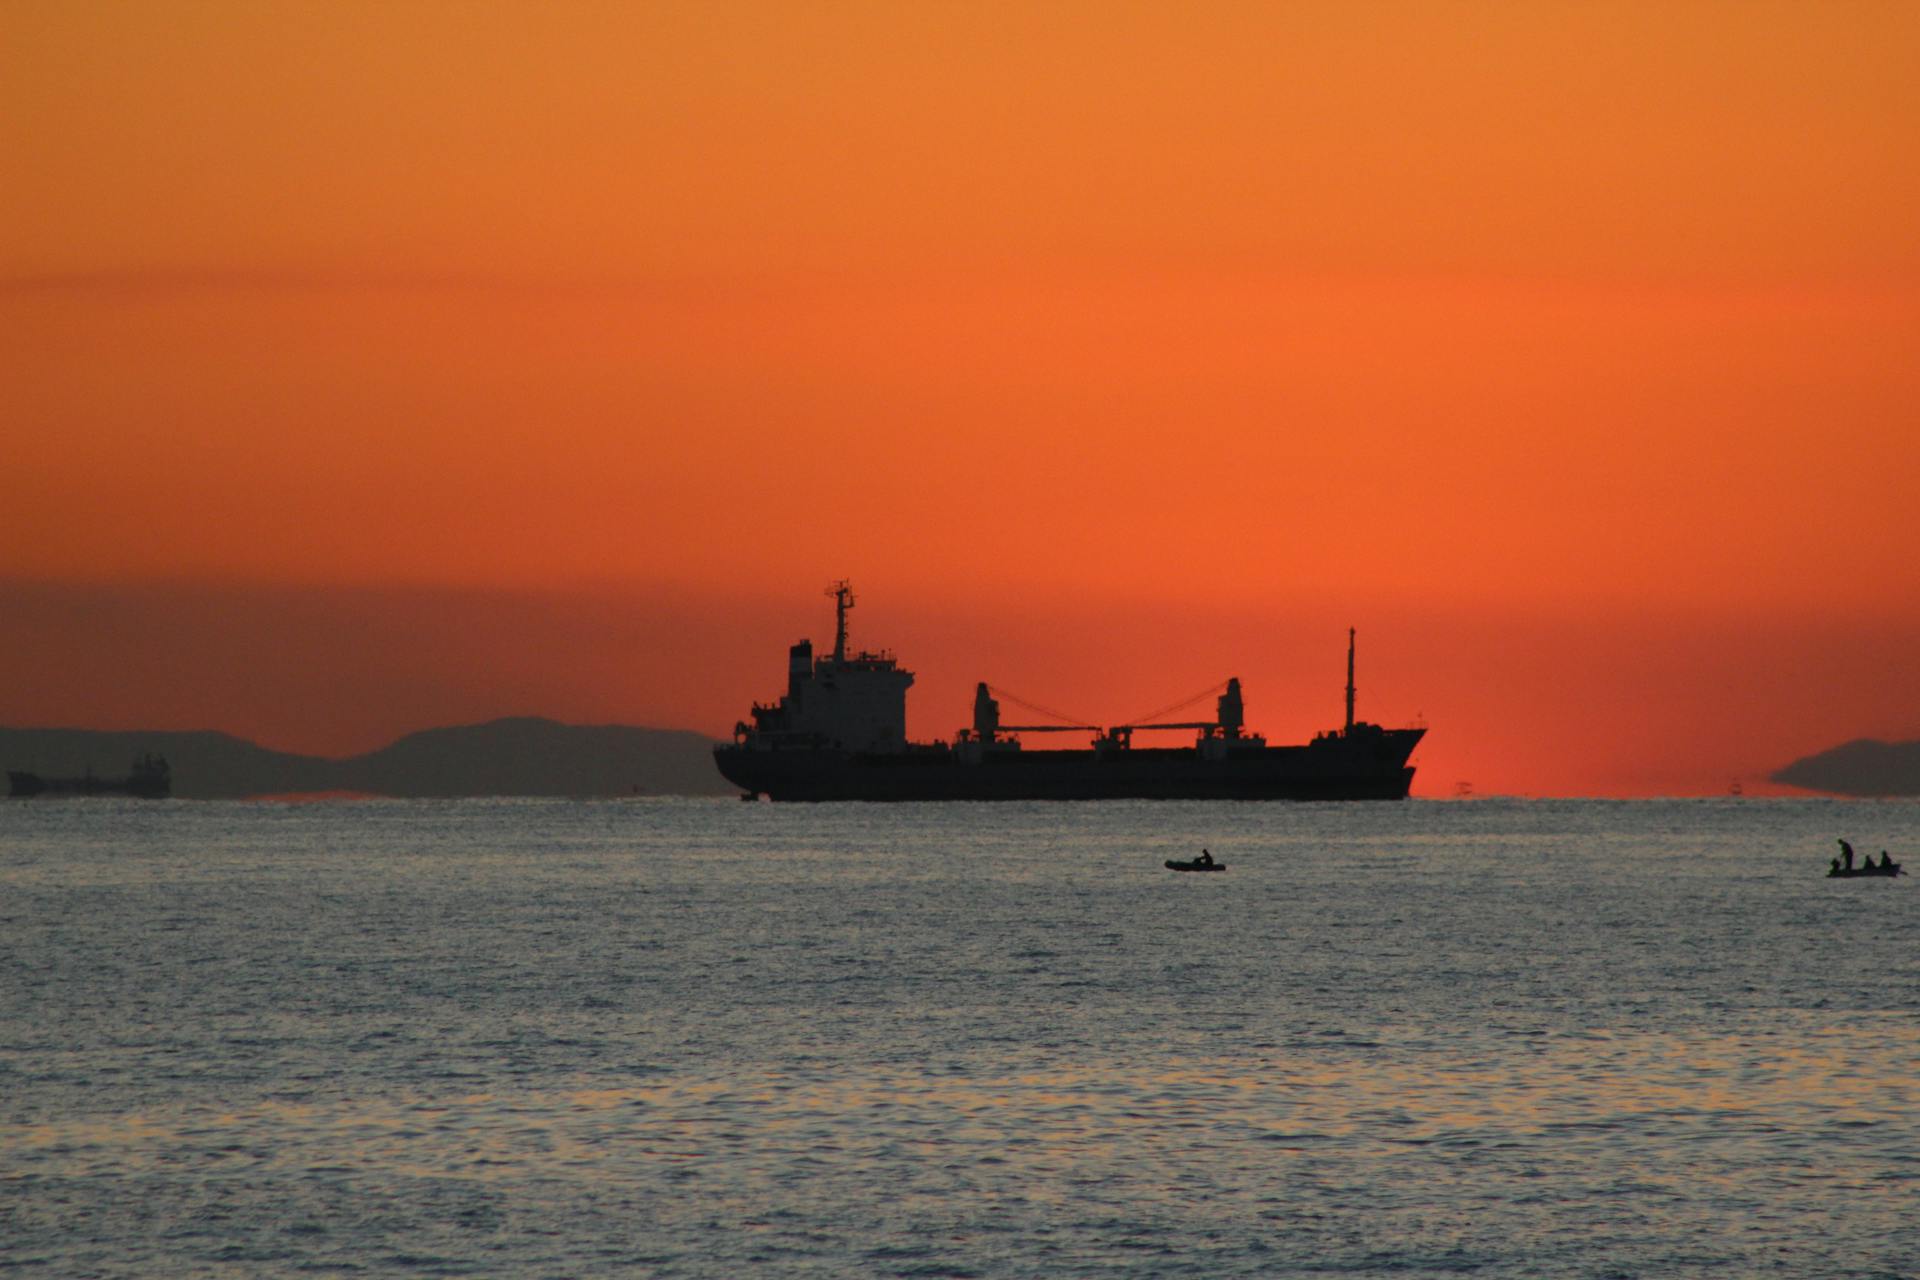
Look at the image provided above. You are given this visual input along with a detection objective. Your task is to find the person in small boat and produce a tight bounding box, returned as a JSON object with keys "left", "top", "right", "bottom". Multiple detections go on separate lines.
{"left": 1838, "top": 838, "right": 1855, "bottom": 871}
{"left": 1831, "top": 857, "right": 1842, "bottom": 875}
{"left": 1198, "top": 849, "right": 1214, "bottom": 866}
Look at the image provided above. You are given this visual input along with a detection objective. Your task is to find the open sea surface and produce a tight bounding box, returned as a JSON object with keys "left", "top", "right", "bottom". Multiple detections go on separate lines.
{"left": 1, "top": 798, "right": 1915, "bottom": 1278}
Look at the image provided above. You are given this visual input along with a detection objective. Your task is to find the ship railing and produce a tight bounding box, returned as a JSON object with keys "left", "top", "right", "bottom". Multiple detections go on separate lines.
{"left": 831, "top": 649, "right": 897, "bottom": 666}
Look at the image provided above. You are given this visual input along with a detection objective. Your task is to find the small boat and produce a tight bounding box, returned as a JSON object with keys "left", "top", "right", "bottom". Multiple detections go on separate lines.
{"left": 1165, "top": 858, "right": 1226, "bottom": 873}
{"left": 1828, "top": 862, "right": 1903, "bottom": 878}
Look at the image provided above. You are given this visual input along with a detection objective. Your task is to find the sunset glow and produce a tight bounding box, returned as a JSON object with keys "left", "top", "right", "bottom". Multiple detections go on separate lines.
{"left": 6, "top": 1, "right": 1919, "bottom": 794}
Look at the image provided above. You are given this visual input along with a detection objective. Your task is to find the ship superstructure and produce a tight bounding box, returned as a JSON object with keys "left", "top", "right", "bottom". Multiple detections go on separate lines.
{"left": 732, "top": 582, "right": 915, "bottom": 754}
{"left": 715, "top": 583, "right": 1424, "bottom": 802}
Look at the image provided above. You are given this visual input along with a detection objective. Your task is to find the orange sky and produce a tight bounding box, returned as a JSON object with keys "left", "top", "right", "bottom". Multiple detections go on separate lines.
{"left": 4, "top": 2, "right": 1919, "bottom": 794}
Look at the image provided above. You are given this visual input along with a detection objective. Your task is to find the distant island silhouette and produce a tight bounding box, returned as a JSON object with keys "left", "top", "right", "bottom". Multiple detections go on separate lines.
{"left": 1773, "top": 738, "right": 1920, "bottom": 797}
{"left": 1, "top": 718, "right": 733, "bottom": 799}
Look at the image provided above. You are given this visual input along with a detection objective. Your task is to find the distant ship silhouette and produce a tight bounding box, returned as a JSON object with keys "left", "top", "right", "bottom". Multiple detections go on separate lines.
{"left": 8, "top": 754, "right": 171, "bottom": 799}
{"left": 714, "top": 583, "right": 1425, "bottom": 801}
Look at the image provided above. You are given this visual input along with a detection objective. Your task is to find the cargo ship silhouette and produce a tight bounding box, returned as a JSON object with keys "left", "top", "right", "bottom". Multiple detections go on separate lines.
{"left": 714, "top": 583, "right": 1423, "bottom": 801}
{"left": 7, "top": 753, "right": 171, "bottom": 799}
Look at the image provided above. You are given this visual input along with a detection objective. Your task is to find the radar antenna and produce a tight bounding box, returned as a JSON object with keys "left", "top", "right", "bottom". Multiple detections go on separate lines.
{"left": 826, "top": 580, "right": 855, "bottom": 662}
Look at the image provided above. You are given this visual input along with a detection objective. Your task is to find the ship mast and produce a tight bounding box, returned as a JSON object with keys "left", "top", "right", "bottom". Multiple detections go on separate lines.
{"left": 1344, "top": 627, "right": 1356, "bottom": 733}
{"left": 827, "top": 580, "right": 855, "bottom": 662}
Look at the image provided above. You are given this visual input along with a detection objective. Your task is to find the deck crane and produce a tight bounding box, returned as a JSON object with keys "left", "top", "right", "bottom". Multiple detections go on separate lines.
{"left": 962, "top": 677, "right": 1253, "bottom": 749}
{"left": 960, "top": 683, "right": 1099, "bottom": 743}
{"left": 1096, "top": 677, "right": 1250, "bottom": 747}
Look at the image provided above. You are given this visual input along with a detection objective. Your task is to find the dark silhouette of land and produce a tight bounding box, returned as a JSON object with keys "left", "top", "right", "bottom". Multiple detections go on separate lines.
{"left": 1, "top": 718, "right": 733, "bottom": 799}
{"left": 1774, "top": 738, "right": 1920, "bottom": 797}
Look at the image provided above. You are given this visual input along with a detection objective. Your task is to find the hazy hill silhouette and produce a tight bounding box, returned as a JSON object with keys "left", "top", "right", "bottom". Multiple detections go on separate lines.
{"left": 1772, "top": 738, "right": 1920, "bottom": 797}
{"left": 333, "top": 718, "right": 728, "bottom": 798}
{"left": 1, "top": 718, "right": 731, "bottom": 799}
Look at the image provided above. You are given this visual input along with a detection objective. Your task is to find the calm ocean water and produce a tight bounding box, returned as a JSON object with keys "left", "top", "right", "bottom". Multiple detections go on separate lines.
{"left": 1, "top": 798, "right": 1914, "bottom": 1278}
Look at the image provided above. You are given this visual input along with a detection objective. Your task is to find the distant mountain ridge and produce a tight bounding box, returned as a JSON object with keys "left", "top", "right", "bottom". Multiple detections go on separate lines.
{"left": 1, "top": 717, "right": 733, "bottom": 799}
{"left": 1772, "top": 738, "right": 1920, "bottom": 797}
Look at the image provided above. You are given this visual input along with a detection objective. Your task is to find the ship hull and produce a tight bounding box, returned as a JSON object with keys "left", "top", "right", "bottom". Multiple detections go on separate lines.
{"left": 716, "top": 732, "right": 1423, "bottom": 802}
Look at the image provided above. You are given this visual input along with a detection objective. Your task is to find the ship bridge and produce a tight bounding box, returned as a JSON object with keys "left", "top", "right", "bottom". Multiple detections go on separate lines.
{"left": 734, "top": 582, "right": 915, "bottom": 753}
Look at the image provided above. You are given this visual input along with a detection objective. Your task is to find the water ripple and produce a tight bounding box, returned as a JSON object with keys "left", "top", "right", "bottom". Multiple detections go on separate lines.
{"left": 2, "top": 797, "right": 1916, "bottom": 1276}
